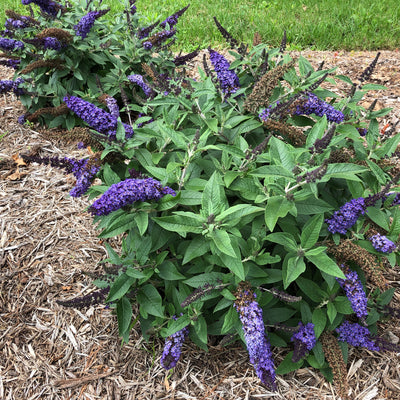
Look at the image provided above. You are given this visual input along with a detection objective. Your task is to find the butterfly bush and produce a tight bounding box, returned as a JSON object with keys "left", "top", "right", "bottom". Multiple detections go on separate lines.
{"left": 234, "top": 286, "right": 276, "bottom": 390}
{"left": 10, "top": 1, "right": 400, "bottom": 394}
{"left": 160, "top": 316, "right": 189, "bottom": 369}
{"left": 88, "top": 178, "right": 175, "bottom": 216}
{"left": 370, "top": 233, "right": 396, "bottom": 253}
{"left": 336, "top": 265, "right": 368, "bottom": 318}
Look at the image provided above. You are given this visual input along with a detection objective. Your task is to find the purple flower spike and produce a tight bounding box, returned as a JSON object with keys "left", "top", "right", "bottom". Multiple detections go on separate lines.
{"left": 88, "top": 177, "right": 176, "bottom": 216}
{"left": 208, "top": 48, "right": 240, "bottom": 97}
{"left": 105, "top": 96, "right": 120, "bottom": 118}
{"left": 0, "top": 37, "right": 24, "bottom": 52}
{"left": 74, "top": 10, "right": 109, "bottom": 39}
{"left": 21, "top": 0, "right": 63, "bottom": 17}
{"left": 291, "top": 322, "right": 316, "bottom": 362}
{"left": 235, "top": 287, "right": 276, "bottom": 391}
{"left": 63, "top": 95, "right": 133, "bottom": 140}
{"left": 259, "top": 107, "right": 271, "bottom": 123}
{"left": 127, "top": 74, "right": 153, "bottom": 97}
{"left": 294, "top": 93, "right": 344, "bottom": 123}
{"left": 43, "top": 36, "right": 61, "bottom": 51}
{"left": 159, "top": 5, "right": 190, "bottom": 29}
{"left": 326, "top": 197, "right": 366, "bottom": 235}
{"left": 336, "top": 321, "right": 380, "bottom": 351}
{"left": 70, "top": 164, "right": 100, "bottom": 197}
{"left": 0, "top": 78, "right": 25, "bottom": 95}
{"left": 370, "top": 233, "right": 396, "bottom": 253}
{"left": 336, "top": 265, "right": 368, "bottom": 319}
{"left": 160, "top": 317, "right": 189, "bottom": 369}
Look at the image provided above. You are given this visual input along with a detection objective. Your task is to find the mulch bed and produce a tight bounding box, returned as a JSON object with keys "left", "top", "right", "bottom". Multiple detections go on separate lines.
{"left": 1, "top": 50, "right": 400, "bottom": 400}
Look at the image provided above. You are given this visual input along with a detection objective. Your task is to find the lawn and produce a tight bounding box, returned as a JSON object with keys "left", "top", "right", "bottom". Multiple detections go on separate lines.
{"left": 1, "top": 0, "right": 400, "bottom": 51}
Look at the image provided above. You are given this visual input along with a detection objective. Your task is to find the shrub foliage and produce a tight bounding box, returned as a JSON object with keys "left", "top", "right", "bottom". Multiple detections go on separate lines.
{"left": 3, "top": 0, "right": 400, "bottom": 395}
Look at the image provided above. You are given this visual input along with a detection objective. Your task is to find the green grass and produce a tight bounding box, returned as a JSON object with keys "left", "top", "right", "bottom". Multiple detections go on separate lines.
{"left": 2, "top": 0, "right": 400, "bottom": 51}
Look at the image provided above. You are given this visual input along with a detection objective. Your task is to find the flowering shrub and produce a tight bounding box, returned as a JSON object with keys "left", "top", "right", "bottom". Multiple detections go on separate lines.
{"left": 0, "top": 0, "right": 188, "bottom": 129}
{"left": 13, "top": 3, "right": 400, "bottom": 396}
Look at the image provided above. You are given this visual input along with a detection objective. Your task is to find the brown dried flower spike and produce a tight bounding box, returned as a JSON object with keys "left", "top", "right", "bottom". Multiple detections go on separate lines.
{"left": 36, "top": 28, "right": 73, "bottom": 44}
{"left": 320, "top": 331, "right": 349, "bottom": 400}
{"left": 244, "top": 60, "right": 296, "bottom": 113}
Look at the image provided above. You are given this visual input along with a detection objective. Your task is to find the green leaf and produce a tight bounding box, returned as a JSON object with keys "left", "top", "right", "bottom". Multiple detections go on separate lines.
{"left": 102, "top": 163, "right": 120, "bottom": 186}
{"left": 193, "top": 315, "right": 208, "bottom": 344}
{"left": 217, "top": 250, "right": 245, "bottom": 281}
{"left": 250, "top": 165, "right": 295, "bottom": 179}
{"left": 224, "top": 115, "right": 253, "bottom": 129}
{"left": 221, "top": 306, "right": 239, "bottom": 334}
{"left": 296, "top": 277, "right": 326, "bottom": 303}
{"left": 108, "top": 273, "right": 136, "bottom": 302}
{"left": 183, "top": 237, "right": 210, "bottom": 264}
{"left": 306, "top": 116, "right": 327, "bottom": 148}
{"left": 389, "top": 207, "right": 400, "bottom": 237}
{"left": 116, "top": 119, "right": 126, "bottom": 142}
{"left": 202, "top": 172, "right": 227, "bottom": 217}
{"left": 235, "top": 119, "right": 263, "bottom": 135}
{"left": 333, "top": 296, "right": 353, "bottom": 314}
{"left": 320, "top": 163, "right": 368, "bottom": 182}
{"left": 134, "top": 212, "right": 148, "bottom": 236}
{"left": 365, "top": 207, "right": 390, "bottom": 231}
{"left": 158, "top": 261, "right": 186, "bottom": 280}
{"left": 276, "top": 352, "right": 304, "bottom": 375}
{"left": 306, "top": 252, "right": 346, "bottom": 279}
{"left": 117, "top": 296, "right": 132, "bottom": 343}
{"left": 211, "top": 229, "right": 237, "bottom": 258}
{"left": 327, "top": 302, "right": 337, "bottom": 323}
{"left": 153, "top": 212, "right": 205, "bottom": 236}
{"left": 217, "top": 204, "right": 264, "bottom": 225}
{"left": 99, "top": 213, "right": 137, "bottom": 238}
{"left": 375, "top": 133, "right": 400, "bottom": 159}
{"left": 312, "top": 308, "right": 327, "bottom": 338}
{"left": 184, "top": 272, "right": 225, "bottom": 288}
{"left": 362, "top": 83, "right": 387, "bottom": 91}
{"left": 283, "top": 255, "right": 306, "bottom": 289}
{"left": 161, "top": 314, "right": 191, "bottom": 337}
{"left": 137, "top": 285, "right": 165, "bottom": 318}
{"left": 265, "top": 196, "right": 296, "bottom": 231}
{"left": 295, "top": 197, "right": 333, "bottom": 214}
{"left": 365, "top": 160, "right": 388, "bottom": 185}
{"left": 269, "top": 136, "right": 295, "bottom": 170}
{"left": 266, "top": 232, "right": 298, "bottom": 252}
{"left": 300, "top": 214, "right": 324, "bottom": 249}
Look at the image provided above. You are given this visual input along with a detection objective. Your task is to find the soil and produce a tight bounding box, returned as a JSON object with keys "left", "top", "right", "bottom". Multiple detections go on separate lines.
{"left": 1, "top": 50, "right": 400, "bottom": 400}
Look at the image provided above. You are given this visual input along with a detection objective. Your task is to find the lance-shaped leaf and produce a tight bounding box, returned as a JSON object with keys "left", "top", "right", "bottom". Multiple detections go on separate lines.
{"left": 153, "top": 211, "right": 205, "bottom": 236}
{"left": 265, "top": 196, "right": 296, "bottom": 231}
{"left": 306, "top": 252, "right": 346, "bottom": 279}
{"left": 201, "top": 171, "right": 227, "bottom": 217}
{"left": 300, "top": 214, "right": 324, "bottom": 249}
{"left": 217, "top": 204, "right": 264, "bottom": 227}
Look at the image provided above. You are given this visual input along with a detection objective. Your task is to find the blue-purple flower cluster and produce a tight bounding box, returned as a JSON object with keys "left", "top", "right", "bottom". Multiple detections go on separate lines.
{"left": 336, "top": 321, "right": 380, "bottom": 351}
{"left": 21, "top": 155, "right": 98, "bottom": 197}
{"left": 0, "top": 58, "right": 21, "bottom": 69}
{"left": 369, "top": 233, "right": 396, "bottom": 253}
{"left": 208, "top": 49, "right": 240, "bottom": 97}
{"left": 291, "top": 322, "right": 317, "bottom": 362}
{"left": 326, "top": 197, "right": 366, "bottom": 235}
{"left": 259, "top": 106, "right": 272, "bottom": 123}
{"left": 0, "top": 78, "right": 25, "bottom": 95}
{"left": 234, "top": 289, "right": 276, "bottom": 391}
{"left": 5, "top": 16, "right": 30, "bottom": 33}
{"left": 21, "top": 0, "right": 63, "bottom": 17}
{"left": 105, "top": 96, "right": 119, "bottom": 118}
{"left": 63, "top": 95, "right": 133, "bottom": 140}
{"left": 88, "top": 178, "right": 176, "bottom": 216}
{"left": 142, "top": 29, "right": 176, "bottom": 50}
{"left": 74, "top": 11, "right": 104, "bottom": 39}
{"left": 127, "top": 74, "right": 153, "bottom": 97}
{"left": 336, "top": 265, "right": 368, "bottom": 319}
{"left": 160, "top": 317, "right": 189, "bottom": 369}
{"left": 294, "top": 93, "right": 344, "bottom": 123}
{"left": 0, "top": 37, "right": 24, "bottom": 52}
{"left": 43, "top": 36, "right": 61, "bottom": 50}
{"left": 159, "top": 5, "right": 189, "bottom": 29}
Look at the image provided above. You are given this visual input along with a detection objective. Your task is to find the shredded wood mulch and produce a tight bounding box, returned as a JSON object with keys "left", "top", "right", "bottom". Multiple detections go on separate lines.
{"left": 1, "top": 50, "right": 400, "bottom": 400}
